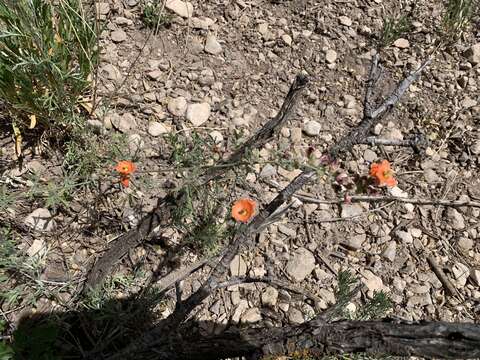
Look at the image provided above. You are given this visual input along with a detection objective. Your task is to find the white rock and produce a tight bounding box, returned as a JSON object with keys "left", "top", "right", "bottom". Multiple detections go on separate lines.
{"left": 204, "top": 35, "right": 223, "bottom": 55}
{"left": 147, "top": 69, "right": 162, "bottom": 80}
{"left": 341, "top": 203, "right": 364, "bottom": 218}
{"left": 231, "top": 300, "right": 248, "bottom": 323}
{"left": 452, "top": 262, "right": 470, "bottom": 287}
{"left": 288, "top": 307, "right": 304, "bottom": 324}
{"left": 339, "top": 16, "right": 352, "bottom": 26}
{"left": 470, "top": 269, "right": 480, "bottom": 286}
{"left": 260, "top": 164, "right": 277, "bottom": 178}
{"left": 342, "top": 234, "right": 366, "bottom": 251}
{"left": 111, "top": 29, "right": 127, "bottom": 43}
{"left": 96, "top": 2, "right": 110, "bottom": 15}
{"left": 471, "top": 140, "right": 480, "bottom": 155}
{"left": 165, "top": 0, "right": 193, "bottom": 18}
{"left": 191, "top": 16, "right": 214, "bottom": 30}
{"left": 24, "top": 208, "right": 55, "bottom": 232}
{"left": 230, "top": 255, "right": 247, "bottom": 277}
{"left": 286, "top": 247, "right": 316, "bottom": 282}
{"left": 240, "top": 307, "right": 262, "bottom": 323}
{"left": 27, "top": 239, "right": 47, "bottom": 257}
{"left": 396, "top": 230, "right": 413, "bottom": 244}
{"left": 393, "top": 38, "right": 409, "bottom": 48}
{"left": 262, "top": 286, "right": 279, "bottom": 307}
{"left": 128, "top": 133, "right": 144, "bottom": 153}
{"left": 447, "top": 208, "right": 465, "bottom": 230}
{"left": 381, "top": 241, "right": 397, "bottom": 262}
{"left": 281, "top": 34, "right": 292, "bottom": 46}
{"left": 209, "top": 130, "right": 223, "bottom": 144}
{"left": 167, "top": 96, "right": 187, "bottom": 117}
{"left": 464, "top": 43, "right": 480, "bottom": 65}
{"left": 303, "top": 120, "right": 321, "bottom": 136}
{"left": 112, "top": 112, "right": 136, "bottom": 133}
{"left": 148, "top": 121, "right": 169, "bottom": 137}
{"left": 325, "top": 49, "right": 338, "bottom": 64}
{"left": 101, "top": 64, "right": 122, "bottom": 82}
{"left": 186, "top": 102, "right": 211, "bottom": 126}
{"left": 361, "top": 270, "right": 385, "bottom": 298}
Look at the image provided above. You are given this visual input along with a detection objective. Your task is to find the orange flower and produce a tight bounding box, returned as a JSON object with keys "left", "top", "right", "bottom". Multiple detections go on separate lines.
{"left": 369, "top": 160, "right": 397, "bottom": 187}
{"left": 231, "top": 198, "right": 256, "bottom": 223}
{"left": 115, "top": 161, "right": 136, "bottom": 187}
{"left": 115, "top": 160, "right": 136, "bottom": 175}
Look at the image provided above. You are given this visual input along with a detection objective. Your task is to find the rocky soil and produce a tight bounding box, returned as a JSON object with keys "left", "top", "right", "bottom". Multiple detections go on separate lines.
{"left": 1, "top": 0, "right": 480, "bottom": 342}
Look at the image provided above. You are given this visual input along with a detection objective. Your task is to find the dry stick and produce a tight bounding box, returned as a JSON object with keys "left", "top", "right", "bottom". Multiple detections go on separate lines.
{"left": 426, "top": 254, "right": 459, "bottom": 298}
{"left": 296, "top": 194, "right": 480, "bottom": 208}
{"left": 83, "top": 74, "right": 309, "bottom": 291}
{"left": 214, "top": 276, "right": 322, "bottom": 305}
{"left": 108, "top": 54, "right": 433, "bottom": 358}
{"left": 105, "top": 320, "right": 480, "bottom": 360}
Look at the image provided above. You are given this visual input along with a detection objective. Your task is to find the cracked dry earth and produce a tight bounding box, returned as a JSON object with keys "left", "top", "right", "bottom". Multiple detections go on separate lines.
{"left": 1, "top": 0, "right": 480, "bottom": 345}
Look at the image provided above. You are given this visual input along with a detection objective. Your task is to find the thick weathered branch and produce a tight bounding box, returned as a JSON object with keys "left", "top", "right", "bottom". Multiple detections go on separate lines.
{"left": 83, "top": 74, "right": 308, "bottom": 291}
{"left": 105, "top": 320, "right": 480, "bottom": 360}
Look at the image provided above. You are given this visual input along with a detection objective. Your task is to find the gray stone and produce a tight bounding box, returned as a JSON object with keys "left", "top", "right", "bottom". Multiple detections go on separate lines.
{"left": 341, "top": 203, "right": 363, "bottom": 218}
{"left": 205, "top": 35, "right": 222, "bottom": 55}
{"left": 464, "top": 43, "right": 480, "bottom": 65}
{"left": 111, "top": 29, "right": 127, "bottom": 43}
{"left": 209, "top": 130, "right": 223, "bottom": 144}
{"left": 261, "top": 286, "right": 279, "bottom": 307}
{"left": 363, "top": 149, "right": 377, "bottom": 162}
{"left": 167, "top": 96, "right": 187, "bottom": 117}
{"left": 452, "top": 262, "right": 470, "bottom": 287}
{"left": 25, "top": 208, "right": 55, "bottom": 232}
{"left": 338, "top": 16, "right": 352, "bottom": 26}
{"left": 128, "top": 134, "right": 144, "bottom": 153}
{"left": 165, "top": 0, "right": 193, "bottom": 18}
{"left": 288, "top": 307, "right": 304, "bottom": 324}
{"left": 101, "top": 64, "right": 122, "bottom": 82}
{"left": 27, "top": 239, "right": 47, "bottom": 257}
{"left": 286, "top": 247, "right": 315, "bottom": 282}
{"left": 231, "top": 300, "right": 248, "bottom": 323}
{"left": 447, "top": 208, "right": 465, "bottom": 230}
{"left": 96, "top": 2, "right": 110, "bottom": 15}
{"left": 458, "top": 237, "right": 473, "bottom": 251}
{"left": 361, "top": 270, "right": 384, "bottom": 298}
{"left": 342, "top": 234, "right": 366, "bottom": 251}
{"left": 381, "top": 241, "right": 397, "bottom": 262}
{"left": 393, "top": 38, "right": 409, "bottom": 48}
{"left": 240, "top": 307, "right": 262, "bottom": 324}
{"left": 325, "top": 49, "right": 337, "bottom": 64}
{"left": 191, "top": 16, "right": 214, "bottom": 30}
{"left": 147, "top": 69, "right": 162, "bottom": 80}
{"left": 470, "top": 269, "right": 480, "bottom": 286}
{"left": 423, "top": 169, "right": 440, "bottom": 184}
{"left": 230, "top": 255, "right": 247, "bottom": 277}
{"left": 186, "top": 102, "right": 211, "bottom": 126}
{"left": 148, "top": 121, "right": 169, "bottom": 137}
{"left": 395, "top": 230, "right": 413, "bottom": 244}
{"left": 112, "top": 112, "right": 136, "bottom": 133}
{"left": 303, "top": 120, "right": 321, "bottom": 136}
{"left": 260, "top": 164, "right": 277, "bottom": 178}
{"left": 471, "top": 140, "right": 480, "bottom": 155}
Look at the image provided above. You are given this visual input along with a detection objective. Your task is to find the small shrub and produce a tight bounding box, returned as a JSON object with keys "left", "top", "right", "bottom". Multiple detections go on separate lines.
{"left": 0, "top": 0, "right": 98, "bottom": 135}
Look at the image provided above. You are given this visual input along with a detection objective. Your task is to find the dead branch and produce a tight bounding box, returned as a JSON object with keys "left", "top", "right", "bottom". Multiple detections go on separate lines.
{"left": 83, "top": 74, "right": 308, "bottom": 291}
{"left": 296, "top": 194, "right": 480, "bottom": 209}
{"left": 214, "top": 275, "right": 323, "bottom": 305}
{"left": 426, "top": 255, "right": 460, "bottom": 298}
{"left": 104, "top": 319, "right": 480, "bottom": 360}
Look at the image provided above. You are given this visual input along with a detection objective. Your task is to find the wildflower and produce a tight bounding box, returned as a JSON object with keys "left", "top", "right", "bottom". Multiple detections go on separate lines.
{"left": 369, "top": 160, "right": 397, "bottom": 187}
{"left": 231, "top": 198, "right": 256, "bottom": 223}
{"left": 115, "top": 160, "right": 136, "bottom": 187}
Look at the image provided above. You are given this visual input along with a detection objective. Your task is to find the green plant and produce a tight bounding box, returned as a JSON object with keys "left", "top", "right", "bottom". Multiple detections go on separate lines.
{"left": 142, "top": 1, "right": 172, "bottom": 32}
{"left": 0, "top": 0, "right": 98, "bottom": 135}
{"left": 378, "top": 14, "right": 412, "bottom": 48}
{"left": 442, "top": 0, "right": 476, "bottom": 41}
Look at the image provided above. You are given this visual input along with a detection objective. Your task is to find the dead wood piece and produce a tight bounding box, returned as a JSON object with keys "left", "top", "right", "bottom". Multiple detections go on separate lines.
{"left": 426, "top": 255, "right": 459, "bottom": 297}
{"left": 105, "top": 320, "right": 480, "bottom": 360}
{"left": 83, "top": 74, "right": 309, "bottom": 292}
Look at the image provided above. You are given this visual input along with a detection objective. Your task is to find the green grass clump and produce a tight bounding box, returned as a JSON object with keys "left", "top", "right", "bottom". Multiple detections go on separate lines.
{"left": 0, "top": 0, "right": 97, "bottom": 135}
{"left": 142, "top": 2, "right": 172, "bottom": 32}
